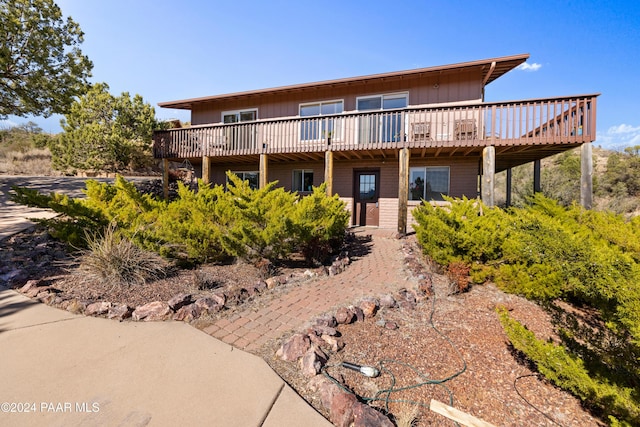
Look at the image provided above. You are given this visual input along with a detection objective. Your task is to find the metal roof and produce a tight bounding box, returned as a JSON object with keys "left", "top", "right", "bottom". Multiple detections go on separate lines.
{"left": 159, "top": 53, "right": 529, "bottom": 110}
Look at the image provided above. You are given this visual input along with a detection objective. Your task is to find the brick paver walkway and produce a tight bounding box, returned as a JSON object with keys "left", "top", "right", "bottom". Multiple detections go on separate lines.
{"left": 202, "top": 228, "right": 412, "bottom": 351}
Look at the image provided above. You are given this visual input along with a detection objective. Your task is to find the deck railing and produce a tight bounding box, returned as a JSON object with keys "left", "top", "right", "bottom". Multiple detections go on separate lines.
{"left": 153, "top": 94, "right": 598, "bottom": 159}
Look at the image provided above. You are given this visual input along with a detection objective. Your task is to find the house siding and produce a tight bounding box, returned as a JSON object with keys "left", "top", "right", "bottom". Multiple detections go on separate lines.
{"left": 202, "top": 154, "right": 478, "bottom": 231}
{"left": 191, "top": 70, "right": 483, "bottom": 125}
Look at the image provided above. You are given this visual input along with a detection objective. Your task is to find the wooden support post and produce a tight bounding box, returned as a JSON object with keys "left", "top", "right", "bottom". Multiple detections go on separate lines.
{"left": 324, "top": 150, "right": 334, "bottom": 196}
{"left": 162, "top": 158, "right": 169, "bottom": 200}
{"left": 533, "top": 159, "right": 541, "bottom": 193}
{"left": 201, "top": 156, "right": 211, "bottom": 185}
{"left": 481, "top": 146, "right": 495, "bottom": 207}
{"left": 581, "top": 142, "right": 593, "bottom": 209}
{"left": 506, "top": 168, "right": 512, "bottom": 207}
{"left": 259, "top": 154, "right": 268, "bottom": 189}
{"left": 398, "top": 147, "right": 410, "bottom": 236}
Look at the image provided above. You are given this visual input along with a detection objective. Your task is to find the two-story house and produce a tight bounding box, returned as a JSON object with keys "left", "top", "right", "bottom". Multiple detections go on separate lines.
{"left": 153, "top": 53, "right": 598, "bottom": 234}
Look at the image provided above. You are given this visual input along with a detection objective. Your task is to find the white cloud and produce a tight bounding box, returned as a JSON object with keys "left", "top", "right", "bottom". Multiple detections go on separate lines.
{"left": 0, "top": 119, "right": 18, "bottom": 129}
{"left": 516, "top": 62, "right": 542, "bottom": 72}
{"left": 597, "top": 123, "right": 640, "bottom": 150}
{"left": 608, "top": 123, "right": 640, "bottom": 134}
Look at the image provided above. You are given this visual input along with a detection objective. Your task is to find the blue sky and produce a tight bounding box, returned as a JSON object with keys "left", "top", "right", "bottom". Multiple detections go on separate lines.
{"left": 4, "top": 0, "right": 640, "bottom": 150}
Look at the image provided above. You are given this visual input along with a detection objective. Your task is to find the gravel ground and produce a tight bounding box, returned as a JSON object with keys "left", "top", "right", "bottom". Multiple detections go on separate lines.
{"left": 1, "top": 226, "right": 605, "bottom": 426}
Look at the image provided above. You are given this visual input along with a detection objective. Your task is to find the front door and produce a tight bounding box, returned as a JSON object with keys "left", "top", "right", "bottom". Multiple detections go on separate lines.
{"left": 354, "top": 170, "right": 380, "bottom": 226}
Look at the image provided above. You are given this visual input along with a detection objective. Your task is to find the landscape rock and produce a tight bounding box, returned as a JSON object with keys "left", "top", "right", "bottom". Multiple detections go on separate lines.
{"left": 36, "top": 290, "right": 56, "bottom": 304}
{"left": 352, "top": 402, "right": 393, "bottom": 427}
{"left": 264, "top": 277, "right": 279, "bottom": 289}
{"left": 85, "top": 301, "right": 112, "bottom": 316}
{"left": 315, "top": 314, "right": 338, "bottom": 328}
{"left": 328, "top": 388, "right": 358, "bottom": 427}
{"left": 311, "top": 324, "right": 339, "bottom": 337}
{"left": 276, "top": 333, "right": 311, "bottom": 361}
{"left": 350, "top": 305, "right": 365, "bottom": 322}
{"left": 173, "top": 303, "right": 202, "bottom": 321}
{"left": 321, "top": 334, "right": 344, "bottom": 352}
{"left": 379, "top": 294, "right": 397, "bottom": 308}
{"left": 335, "top": 306, "right": 356, "bottom": 324}
{"left": 359, "top": 299, "right": 378, "bottom": 318}
{"left": 195, "top": 294, "right": 225, "bottom": 313}
{"left": 19, "top": 279, "right": 42, "bottom": 295}
{"left": 107, "top": 303, "right": 133, "bottom": 320}
{"left": 300, "top": 346, "right": 328, "bottom": 377}
{"left": 167, "top": 293, "right": 193, "bottom": 311}
{"left": 132, "top": 301, "right": 171, "bottom": 321}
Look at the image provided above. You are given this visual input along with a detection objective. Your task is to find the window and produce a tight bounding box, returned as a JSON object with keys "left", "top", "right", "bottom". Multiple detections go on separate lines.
{"left": 222, "top": 109, "right": 257, "bottom": 123}
{"left": 409, "top": 166, "right": 449, "bottom": 201}
{"left": 293, "top": 170, "right": 314, "bottom": 192}
{"left": 227, "top": 171, "right": 259, "bottom": 190}
{"left": 222, "top": 109, "right": 258, "bottom": 150}
{"left": 300, "top": 100, "right": 343, "bottom": 141}
{"left": 356, "top": 93, "right": 408, "bottom": 143}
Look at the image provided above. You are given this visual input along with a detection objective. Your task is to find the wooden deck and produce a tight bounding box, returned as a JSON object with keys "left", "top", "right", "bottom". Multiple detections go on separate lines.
{"left": 153, "top": 94, "right": 598, "bottom": 168}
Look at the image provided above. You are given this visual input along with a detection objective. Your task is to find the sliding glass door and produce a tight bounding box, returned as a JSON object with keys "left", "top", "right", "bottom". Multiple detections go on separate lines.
{"left": 357, "top": 93, "right": 407, "bottom": 143}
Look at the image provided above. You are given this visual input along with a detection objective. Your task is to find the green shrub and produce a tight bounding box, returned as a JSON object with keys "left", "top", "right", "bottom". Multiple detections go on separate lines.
{"left": 11, "top": 174, "right": 350, "bottom": 267}
{"left": 220, "top": 173, "right": 298, "bottom": 263}
{"left": 148, "top": 180, "right": 229, "bottom": 264}
{"left": 290, "top": 183, "right": 350, "bottom": 265}
{"left": 498, "top": 308, "right": 640, "bottom": 426}
{"left": 414, "top": 194, "right": 640, "bottom": 426}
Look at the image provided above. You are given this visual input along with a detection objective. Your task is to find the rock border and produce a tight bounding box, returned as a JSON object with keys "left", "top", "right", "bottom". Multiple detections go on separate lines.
{"left": 14, "top": 251, "right": 354, "bottom": 323}
{"left": 273, "top": 239, "right": 435, "bottom": 426}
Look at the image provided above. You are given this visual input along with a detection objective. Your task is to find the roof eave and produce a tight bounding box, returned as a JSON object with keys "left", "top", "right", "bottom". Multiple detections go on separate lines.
{"left": 158, "top": 53, "right": 530, "bottom": 110}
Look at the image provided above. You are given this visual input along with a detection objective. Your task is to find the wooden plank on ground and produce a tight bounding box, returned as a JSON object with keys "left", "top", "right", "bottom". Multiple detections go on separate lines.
{"left": 430, "top": 399, "right": 496, "bottom": 427}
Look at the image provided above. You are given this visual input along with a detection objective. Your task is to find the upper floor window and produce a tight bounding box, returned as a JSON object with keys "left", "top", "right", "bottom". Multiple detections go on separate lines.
{"left": 356, "top": 93, "right": 408, "bottom": 111}
{"left": 222, "top": 109, "right": 257, "bottom": 123}
{"left": 409, "top": 166, "right": 449, "bottom": 201}
{"left": 299, "top": 100, "right": 343, "bottom": 141}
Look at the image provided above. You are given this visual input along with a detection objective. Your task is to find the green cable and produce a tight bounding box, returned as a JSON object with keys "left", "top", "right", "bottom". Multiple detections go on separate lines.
{"left": 321, "top": 291, "right": 467, "bottom": 425}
